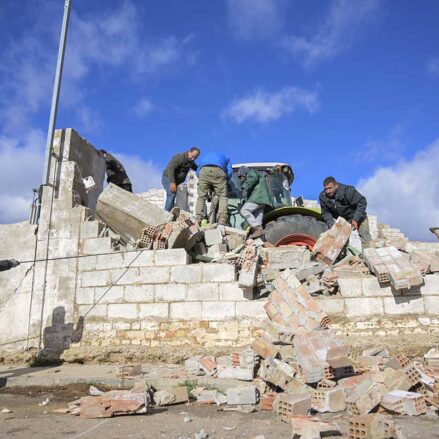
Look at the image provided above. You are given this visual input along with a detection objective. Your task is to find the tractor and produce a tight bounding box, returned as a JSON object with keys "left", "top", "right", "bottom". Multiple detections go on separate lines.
{"left": 217, "top": 162, "right": 328, "bottom": 249}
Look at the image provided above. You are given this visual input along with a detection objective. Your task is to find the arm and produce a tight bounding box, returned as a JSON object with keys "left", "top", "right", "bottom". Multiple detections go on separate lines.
{"left": 167, "top": 155, "right": 181, "bottom": 184}
{"left": 0, "top": 259, "right": 20, "bottom": 272}
{"left": 241, "top": 170, "right": 259, "bottom": 194}
{"left": 319, "top": 194, "right": 335, "bottom": 227}
{"left": 346, "top": 186, "right": 367, "bottom": 223}
{"left": 191, "top": 161, "right": 198, "bottom": 171}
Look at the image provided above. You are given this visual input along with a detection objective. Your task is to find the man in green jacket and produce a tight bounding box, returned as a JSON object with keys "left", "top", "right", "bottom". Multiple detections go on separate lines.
{"left": 162, "top": 147, "right": 200, "bottom": 211}
{"left": 238, "top": 166, "right": 274, "bottom": 239}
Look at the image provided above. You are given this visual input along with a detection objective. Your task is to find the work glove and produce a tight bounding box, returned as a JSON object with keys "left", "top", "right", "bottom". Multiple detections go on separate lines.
{"left": 9, "top": 259, "right": 20, "bottom": 268}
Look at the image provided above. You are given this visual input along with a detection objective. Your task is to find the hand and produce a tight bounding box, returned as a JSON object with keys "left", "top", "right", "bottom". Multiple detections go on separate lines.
{"left": 9, "top": 259, "right": 20, "bottom": 267}
{"left": 170, "top": 183, "right": 177, "bottom": 193}
{"left": 352, "top": 220, "right": 359, "bottom": 231}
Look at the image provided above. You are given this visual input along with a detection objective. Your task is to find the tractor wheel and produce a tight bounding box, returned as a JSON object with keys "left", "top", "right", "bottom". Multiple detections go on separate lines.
{"left": 265, "top": 214, "right": 328, "bottom": 250}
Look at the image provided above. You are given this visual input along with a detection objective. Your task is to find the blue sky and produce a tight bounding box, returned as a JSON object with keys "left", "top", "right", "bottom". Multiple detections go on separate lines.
{"left": 1, "top": 0, "right": 438, "bottom": 240}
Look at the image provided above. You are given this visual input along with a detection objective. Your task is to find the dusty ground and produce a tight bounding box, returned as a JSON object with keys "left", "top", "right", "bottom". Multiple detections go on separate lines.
{"left": 1, "top": 385, "right": 439, "bottom": 439}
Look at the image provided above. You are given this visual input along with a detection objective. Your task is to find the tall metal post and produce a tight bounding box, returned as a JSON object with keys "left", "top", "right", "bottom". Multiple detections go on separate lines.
{"left": 42, "top": 0, "right": 71, "bottom": 186}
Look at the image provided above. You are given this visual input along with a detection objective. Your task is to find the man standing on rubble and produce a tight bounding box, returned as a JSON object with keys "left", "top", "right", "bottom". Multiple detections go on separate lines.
{"left": 319, "top": 176, "right": 372, "bottom": 246}
{"left": 195, "top": 152, "right": 232, "bottom": 226}
{"left": 0, "top": 259, "right": 20, "bottom": 271}
{"left": 238, "top": 166, "right": 274, "bottom": 239}
{"left": 162, "top": 147, "right": 200, "bottom": 211}
{"left": 98, "top": 150, "right": 132, "bottom": 192}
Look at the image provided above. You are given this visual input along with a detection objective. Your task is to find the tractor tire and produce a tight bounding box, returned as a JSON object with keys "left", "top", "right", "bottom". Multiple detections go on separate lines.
{"left": 265, "top": 214, "right": 328, "bottom": 249}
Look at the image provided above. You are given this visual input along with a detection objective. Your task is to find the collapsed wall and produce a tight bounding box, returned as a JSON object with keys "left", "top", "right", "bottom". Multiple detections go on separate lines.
{"left": 1, "top": 128, "right": 439, "bottom": 359}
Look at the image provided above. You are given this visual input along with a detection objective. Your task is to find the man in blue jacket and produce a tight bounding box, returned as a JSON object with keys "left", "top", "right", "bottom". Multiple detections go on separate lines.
{"left": 195, "top": 152, "right": 232, "bottom": 225}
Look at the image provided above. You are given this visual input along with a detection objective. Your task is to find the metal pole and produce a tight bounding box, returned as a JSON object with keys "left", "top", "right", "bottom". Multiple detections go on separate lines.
{"left": 42, "top": 0, "right": 71, "bottom": 186}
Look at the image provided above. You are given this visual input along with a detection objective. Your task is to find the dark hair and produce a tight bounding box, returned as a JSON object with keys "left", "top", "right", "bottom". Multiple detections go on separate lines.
{"left": 323, "top": 176, "right": 336, "bottom": 186}
{"left": 98, "top": 149, "right": 107, "bottom": 156}
{"left": 189, "top": 147, "right": 200, "bottom": 153}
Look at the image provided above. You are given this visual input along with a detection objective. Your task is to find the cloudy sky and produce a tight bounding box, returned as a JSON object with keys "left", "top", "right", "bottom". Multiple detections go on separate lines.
{"left": 0, "top": 0, "right": 438, "bottom": 240}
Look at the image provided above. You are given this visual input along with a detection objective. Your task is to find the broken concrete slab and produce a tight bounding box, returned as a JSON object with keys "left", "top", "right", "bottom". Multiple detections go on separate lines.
{"left": 261, "top": 246, "right": 311, "bottom": 270}
{"left": 363, "top": 246, "right": 423, "bottom": 290}
{"left": 96, "top": 183, "right": 173, "bottom": 245}
{"left": 381, "top": 390, "right": 427, "bottom": 416}
{"left": 154, "top": 386, "right": 189, "bottom": 406}
{"left": 226, "top": 385, "right": 258, "bottom": 405}
{"left": 346, "top": 379, "right": 387, "bottom": 415}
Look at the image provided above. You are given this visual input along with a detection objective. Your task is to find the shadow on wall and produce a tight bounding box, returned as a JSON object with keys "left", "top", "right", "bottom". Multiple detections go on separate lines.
{"left": 35, "top": 306, "right": 84, "bottom": 366}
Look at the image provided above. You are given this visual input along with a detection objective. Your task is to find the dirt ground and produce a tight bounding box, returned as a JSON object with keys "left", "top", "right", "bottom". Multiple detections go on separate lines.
{"left": 1, "top": 385, "right": 439, "bottom": 439}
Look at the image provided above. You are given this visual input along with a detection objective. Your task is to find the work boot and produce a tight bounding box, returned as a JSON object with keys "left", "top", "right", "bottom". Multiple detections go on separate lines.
{"left": 249, "top": 225, "right": 265, "bottom": 239}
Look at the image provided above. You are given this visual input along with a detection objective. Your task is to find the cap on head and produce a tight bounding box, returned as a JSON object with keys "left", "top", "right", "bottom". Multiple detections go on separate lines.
{"left": 238, "top": 166, "right": 249, "bottom": 178}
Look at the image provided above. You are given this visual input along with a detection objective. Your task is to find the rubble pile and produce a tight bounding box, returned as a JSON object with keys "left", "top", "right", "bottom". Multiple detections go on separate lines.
{"left": 179, "top": 269, "right": 439, "bottom": 437}
{"left": 94, "top": 185, "right": 439, "bottom": 302}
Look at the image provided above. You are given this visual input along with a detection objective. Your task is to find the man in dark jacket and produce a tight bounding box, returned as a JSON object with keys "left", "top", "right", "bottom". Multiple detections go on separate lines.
{"left": 319, "top": 176, "right": 371, "bottom": 246}
{"left": 195, "top": 152, "right": 232, "bottom": 225}
{"left": 238, "top": 166, "right": 274, "bottom": 239}
{"left": 162, "top": 147, "right": 200, "bottom": 211}
{"left": 98, "top": 150, "right": 132, "bottom": 192}
{"left": 0, "top": 259, "right": 20, "bottom": 271}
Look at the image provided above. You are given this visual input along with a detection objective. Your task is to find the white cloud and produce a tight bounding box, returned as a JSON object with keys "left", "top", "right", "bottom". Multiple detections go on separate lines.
{"left": 357, "top": 123, "right": 406, "bottom": 163}
{"left": 282, "top": 0, "right": 381, "bottom": 68}
{"left": 222, "top": 86, "right": 319, "bottom": 123}
{"left": 226, "top": 0, "right": 286, "bottom": 41}
{"left": 133, "top": 98, "right": 154, "bottom": 117}
{"left": 358, "top": 138, "right": 439, "bottom": 241}
{"left": 426, "top": 58, "right": 439, "bottom": 76}
{"left": 0, "top": 130, "right": 46, "bottom": 223}
{"left": 109, "top": 152, "right": 162, "bottom": 193}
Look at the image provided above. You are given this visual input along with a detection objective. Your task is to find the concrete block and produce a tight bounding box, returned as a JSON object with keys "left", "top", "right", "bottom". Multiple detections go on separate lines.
{"left": 81, "top": 270, "right": 110, "bottom": 287}
{"left": 138, "top": 267, "right": 170, "bottom": 284}
{"left": 124, "top": 285, "right": 155, "bottom": 302}
{"left": 204, "top": 229, "right": 223, "bottom": 246}
{"left": 318, "top": 298, "right": 345, "bottom": 315}
{"left": 263, "top": 246, "right": 311, "bottom": 270}
{"left": 202, "top": 263, "right": 236, "bottom": 282}
{"left": 338, "top": 277, "right": 363, "bottom": 298}
{"left": 81, "top": 237, "right": 114, "bottom": 255}
{"left": 154, "top": 249, "right": 190, "bottom": 266}
{"left": 421, "top": 274, "right": 439, "bottom": 294}
{"left": 207, "top": 243, "right": 228, "bottom": 257}
{"left": 235, "top": 301, "right": 266, "bottom": 319}
{"left": 381, "top": 390, "right": 427, "bottom": 416}
{"left": 362, "top": 277, "right": 393, "bottom": 297}
{"left": 96, "top": 183, "right": 173, "bottom": 244}
{"left": 345, "top": 298, "right": 384, "bottom": 318}
{"left": 187, "top": 283, "right": 219, "bottom": 301}
{"left": 171, "top": 265, "right": 202, "bottom": 283}
{"left": 311, "top": 388, "right": 346, "bottom": 412}
{"left": 80, "top": 220, "right": 105, "bottom": 239}
{"left": 77, "top": 304, "right": 107, "bottom": 319}
{"left": 346, "top": 380, "right": 387, "bottom": 415}
{"left": 107, "top": 303, "right": 138, "bottom": 319}
{"left": 109, "top": 267, "right": 141, "bottom": 285}
{"left": 216, "top": 367, "right": 253, "bottom": 381}
{"left": 239, "top": 260, "right": 259, "bottom": 288}
{"left": 292, "top": 262, "right": 324, "bottom": 282}
{"left": 129, "top": 250, "right": 155, "bottom": 267}
{"left": 424, "top": 296, "right": 439, "bottom": 315}
{"left": 383, "top": 297, "right": 425, "bottom": 315}
{"left": 155, "top": 284, "right": 186, "bottom": 302}
{"left": 138, "top": 303, "right": 169, "bottom": 319}
{"left": 220, "top": 283, "right": 244, "bottom": 301}
{"left": 95, "top": 253, "right": 126, "bottom": 270}
{"left": 94, "top": 286, "right": 124, "bottom": 304}
{"left": 202, "top": 301, "right": 235, "bottom": 320}
{"left": 226, "top": 386, "right": 257, "bottom": 405}
{"left": 78, "top": 255, "right": 96, "bottom": 271}
{"left": 169, "top": 302, "right": 202, "bottom": 320}
{"left": 76, "top": 288, "right": 95, "bottom": 305}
